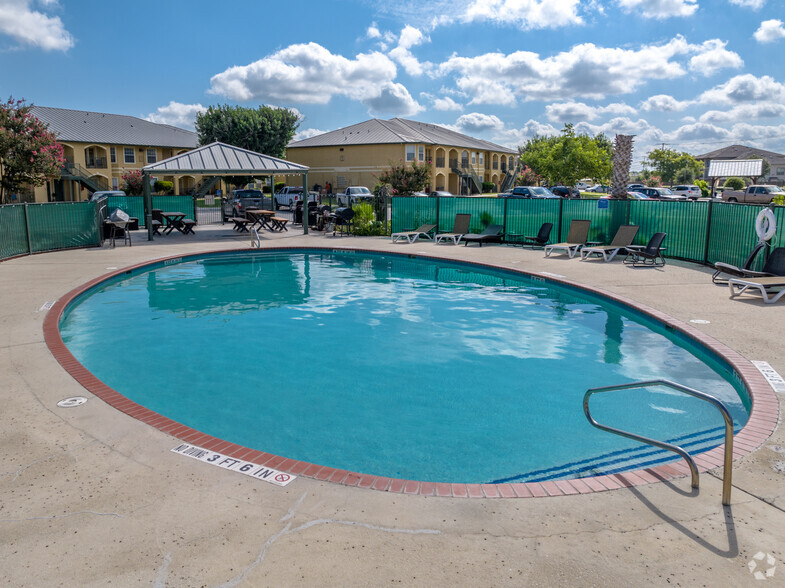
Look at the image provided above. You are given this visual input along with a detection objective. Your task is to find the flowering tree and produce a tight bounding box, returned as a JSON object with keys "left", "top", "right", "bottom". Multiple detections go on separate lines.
{"left": 121, "top": 169, "right": 144, "bottom": 195}
{"left": 0, "top": 97, "right": 65, "bottom": 204}
{"left": 376, "top": 160, "right": 432, "bottom": 196}
{"left": 516, "top": 165, "right": 542, "bottom": 186}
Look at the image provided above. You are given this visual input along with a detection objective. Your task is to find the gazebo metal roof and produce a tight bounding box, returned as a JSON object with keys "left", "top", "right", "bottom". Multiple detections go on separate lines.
{"left": 707, "top": 159, "right": 762, "bottom": 178}
{"left": 143, "top": 141, "right": 309, "bottom": 175}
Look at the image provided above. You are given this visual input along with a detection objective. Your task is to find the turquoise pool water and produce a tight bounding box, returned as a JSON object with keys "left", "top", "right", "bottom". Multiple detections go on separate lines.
{"left": 60, "top": 250, "right": 749, "bottom": 484}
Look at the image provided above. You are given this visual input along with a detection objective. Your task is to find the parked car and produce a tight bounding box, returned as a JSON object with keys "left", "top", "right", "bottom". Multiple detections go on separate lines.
{"left": 221, "top": 189, "right": 269, "bottom": 220}
{"left": 575, "top": 181, "right": 592, "bottom": 191}
{"left": 274, "top": 186, "right": 317, "bottom": 210}
{"left": 627, "top": 183, "right": 646, "bottom": 190}
{"left": 429, "top": 190, "right": 455, "bottom": 197}
{"left": 671, "top": 185, "right": 702, "bottom": 200}
{"left": 550, "top": 185, "right": 581, "bottom": 198}
{"left": 586, "top": 185, "right": 610, "bottom": 193}
{"left": 498, "top": 186, "right": 558, "bottom": 199}
{"left": 627, "top": 191, "right": 650, "bottom": 199}
{"left": 721, "top": 184, "right": 785, "bottom": 204}
{"left": 337, "top": 186, "right": 374, "bottom": 206}
{"left": 637, "top": 187, "right": 687, "bottom": 201}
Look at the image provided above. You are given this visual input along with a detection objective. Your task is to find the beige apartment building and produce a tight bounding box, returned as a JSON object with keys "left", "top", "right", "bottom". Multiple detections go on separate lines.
{"left": 286, "top": 118, "right": 518, "bottom": 195}
{"left": 28, "top": 106, "right": 199, "bottom": 203}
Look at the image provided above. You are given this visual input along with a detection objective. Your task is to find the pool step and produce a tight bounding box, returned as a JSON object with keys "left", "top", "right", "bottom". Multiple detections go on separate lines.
{"left": 491, "top": 426, "right": 730, "bottom": 484}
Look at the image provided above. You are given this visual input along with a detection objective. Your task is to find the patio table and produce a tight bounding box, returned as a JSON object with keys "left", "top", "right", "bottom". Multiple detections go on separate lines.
{"left": 161, "top": 212, "right": 186, "bottom": 235}
{"left": 245, "top": 209, "right": 275, "bottom": 231}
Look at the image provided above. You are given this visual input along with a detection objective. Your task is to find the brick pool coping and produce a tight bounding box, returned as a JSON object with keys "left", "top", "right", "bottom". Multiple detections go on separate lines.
{"left": 43, "top": 246, "right": 780, "bottom": 498}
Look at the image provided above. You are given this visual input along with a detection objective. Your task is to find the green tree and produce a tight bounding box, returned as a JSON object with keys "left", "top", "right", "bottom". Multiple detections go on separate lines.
{"left": 723, "top": 177, "right": 745, "bottom": 190}
{"left": 376, "top": 160, "right": 432, "bottom": 196}
{"left": 519, "top": 126, "right": 611, "bottom": 186}
{"left": 0, "top": 97, "right": 65, "bottom": 204}
{"left": 643, "top": 148, "right": 702, "bottom": 185}
{"left": 195, "top": 104, "right": 300, "bottom": 157}
{"left": 747, "top": 154, "right": 771, "bottom": 182}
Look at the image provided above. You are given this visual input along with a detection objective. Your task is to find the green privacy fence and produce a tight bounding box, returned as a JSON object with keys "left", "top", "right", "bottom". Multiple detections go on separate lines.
{"left": 391, "top": 196, "right": 784, "bottom": 268}
{"left": 105, "top": 195, "right": 196, "bottom": 227}
{"left": 1, "top": 201, "right": 102, "bottom": 260}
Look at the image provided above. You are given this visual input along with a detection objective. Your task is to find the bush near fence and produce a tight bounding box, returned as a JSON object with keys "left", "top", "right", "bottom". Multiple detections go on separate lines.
{"left": 391, "top": 196, "right": 785, "bottom": 271}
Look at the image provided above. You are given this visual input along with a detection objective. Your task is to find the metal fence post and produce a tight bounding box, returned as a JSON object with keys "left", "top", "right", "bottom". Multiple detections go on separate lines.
{"left": 435, "top": 195, "right": 441, "bottom": 231}
{"left": 23, "top": 203, "right": 32, "bottom": 254}
{"left": 502, "top": 196, "right": 508, "bottom": 238}
{"left": 703, "top": 198, "right": 714, "bottom": 265}
{"left": 557, "top": 197, "right": 564, "bottom": 242}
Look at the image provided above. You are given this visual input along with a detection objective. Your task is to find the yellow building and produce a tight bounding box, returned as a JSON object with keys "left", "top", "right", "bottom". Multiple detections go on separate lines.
{"left": 286, "top": 118, "right": 518, "bottom": 195}
{"left": 29, "top": 106, "right": 199, "bottom": 203}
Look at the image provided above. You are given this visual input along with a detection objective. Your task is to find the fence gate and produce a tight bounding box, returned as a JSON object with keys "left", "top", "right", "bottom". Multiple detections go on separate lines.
{"left": 195, "top": 195, "right": 223, "bottom": 224}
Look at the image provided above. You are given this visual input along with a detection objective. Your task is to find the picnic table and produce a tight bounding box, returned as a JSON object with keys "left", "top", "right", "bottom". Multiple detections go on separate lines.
{"left": 245, "top": 209, "right": 274, "bottom": 231}
{"left": 160, "top": 212, "right": 196, "bottom": 235}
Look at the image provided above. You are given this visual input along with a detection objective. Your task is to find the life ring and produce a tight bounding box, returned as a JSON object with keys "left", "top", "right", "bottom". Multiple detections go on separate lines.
{"left": 755, "top": 208, "right": 777, "bottom": 242}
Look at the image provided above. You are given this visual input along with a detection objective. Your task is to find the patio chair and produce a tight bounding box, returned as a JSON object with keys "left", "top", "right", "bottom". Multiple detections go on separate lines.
{"left": 544, "top": 219, "right": 591, "bottom": 258}
{"left": 462, "top": 224, "right": 504, "bottom": 247}
{"left": 712, "top": 243, "right": 773, "bottom": 284}
{"left": 391, "top": 223, "right": 437, "bottom": 244}
{"left": 511, "top": 222, "right": 553, "bottom": 248}
{"left": 580, "top": 225, "right": 639, "bottom": 262}
{"left": 435, "top": 214, "right": 471, "bottom": 244}
{"left": 728, "top": 275, "right": 785, "bottom": 304}
{"left": 624, "top": 232, "right": 667, "bottom": 267}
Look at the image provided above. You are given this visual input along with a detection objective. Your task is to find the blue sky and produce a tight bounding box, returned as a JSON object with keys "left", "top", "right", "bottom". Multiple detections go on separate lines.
{"left": 2, "top": 0, "right": 785, "bottom": 166}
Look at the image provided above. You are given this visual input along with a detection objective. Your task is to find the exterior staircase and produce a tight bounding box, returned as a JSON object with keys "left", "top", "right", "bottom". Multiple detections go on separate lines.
{"left": 451, "top": 163, "right": 483, "bottom": 194}
{"left": 194, "top": 176, "right": 221, "bottom": 198}
{"left": 499, "top": 162, "right": 520, "bottom": 193}
{"left": 61, "top": 162, "right": 108, "bottom": 192}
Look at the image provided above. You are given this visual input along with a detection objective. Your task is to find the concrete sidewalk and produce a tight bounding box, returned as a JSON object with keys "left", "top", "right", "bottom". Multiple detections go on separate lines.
{"left": 1, "top": 225, "right": 783, "bottom": 586}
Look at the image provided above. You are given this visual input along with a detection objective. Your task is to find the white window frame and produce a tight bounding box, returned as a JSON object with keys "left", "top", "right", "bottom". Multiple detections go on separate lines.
{"left": 110, "top": 146, "right": 116, "bottom": 163}
{"left": 112, "top": 177, "right": 119, "bottom": 190}
{"left": 146, "top": 148, "right": 157, "bottom": 164}
{"left": 124, "top": 147, "right": 135, "bottom": 164}
{"left": 406, "top": 145, "right": 415, "bottom": 161}
{"left": 471, "top": 152, "right": 476, "bottom": 165}
{"left": 418, "top": 145, "right": 424, "bottom": 162}
{"left": 479, "top": 152, "right": 484, "bottom": 165}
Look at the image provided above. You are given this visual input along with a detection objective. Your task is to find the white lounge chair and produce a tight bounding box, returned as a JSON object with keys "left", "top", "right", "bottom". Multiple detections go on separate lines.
{"left": 728, "top": 276, "right": 785, "bottom": 304}
{"left": 391, "top": 223, "right": 437, "bottom": 243}
{"left": 435, "top": 214, "right": 471, "bottom": 245}
{"left": 580, "top": 225, "right": 639, "bottom": 262}
{"left": 544, "top": 219, "right": 591, "bottom": 258}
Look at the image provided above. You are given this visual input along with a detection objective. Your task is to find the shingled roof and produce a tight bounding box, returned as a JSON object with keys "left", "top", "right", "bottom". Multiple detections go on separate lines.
{"left": 695, "top": 144, "right": 785, "bottom": 161}
{"left": 31, "top": 106, "right": 198, "bottom": 149}
{"left": 288, "top": 118, "right": 517, "bottom": 154}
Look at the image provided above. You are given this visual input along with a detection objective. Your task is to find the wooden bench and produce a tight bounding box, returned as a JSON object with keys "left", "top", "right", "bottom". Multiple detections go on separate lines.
{"left": 230, "top": 217, "right": 251, "bottom": 232}
{"left": 151, "top": 220, "right": 163, "bottom": 235}
{"left": 270, "top": 216, "right": 288, "bottom": 232}
{"left": 181, "top": 219, "right": 197, "bottom": 235}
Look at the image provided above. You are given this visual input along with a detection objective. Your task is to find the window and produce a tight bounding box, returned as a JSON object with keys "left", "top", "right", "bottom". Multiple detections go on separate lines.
{"left": 406, "top": 145, "right": 415, "bottom": 161}
{"left": 124, "top": 147, "right": 135, "bottom": 164}
{"left": 479, "top": 152, "right": 484, "bottom": 165}
{"left": 110, "top": 147, "right": 116, "bottom": 163}
{"left": 146, "top": 149, "right": 157, "bottom": 164}
{"left": 112, "top": 177, "right": 119, "bottom": 190}
{"left": 777, "top": 167, "right": 785, "bottom": 175}
{"left": 418, "top": 145, "right": 424, "bottom": 161}
{"left": 471, "top": 152, "right": 476, "bottom": 165}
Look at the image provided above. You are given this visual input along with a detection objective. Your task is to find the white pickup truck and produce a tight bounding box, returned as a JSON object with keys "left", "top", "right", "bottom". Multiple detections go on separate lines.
{"left": 336, "top": 186, "right": 373, "bottom": 206}
{"left": 722, "top": 184, "right": 785, "bottom": 204}
{"left": 274, "top": 186, "right": 318, "bottom": 210}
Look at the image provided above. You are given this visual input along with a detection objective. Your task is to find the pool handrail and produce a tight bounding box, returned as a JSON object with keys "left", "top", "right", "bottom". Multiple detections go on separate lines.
{"left": 583, "top": 379, "right": 734, "bottom": 506}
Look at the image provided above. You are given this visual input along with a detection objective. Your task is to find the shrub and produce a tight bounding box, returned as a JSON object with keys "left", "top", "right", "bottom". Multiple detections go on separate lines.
{"left": 481, "top": 181, "right": 495, "bottom": 193}
{"left": 154, "top": 180, "right": 173, "bottom": 194}
{"left": 695, "top": 179, "right": 710, "bottom": 198}
{"left": 121, "top": 170, "right": 144, "bottom": 195}
{"left": 275, "top": 181, "right": 286, "bottom": 192}
{"left": 723, "top": 177, "right": 745, "bottom": 190}
{"left": 351, "top": 202, "right": 389, "bottom": 236}
{"left": 645, "top": 175, "right": 662, "bottom": 187}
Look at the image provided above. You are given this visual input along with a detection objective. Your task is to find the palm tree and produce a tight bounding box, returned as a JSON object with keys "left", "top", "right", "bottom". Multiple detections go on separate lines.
{"left": 610, "top": 135, "right": 634, "bottom": 199}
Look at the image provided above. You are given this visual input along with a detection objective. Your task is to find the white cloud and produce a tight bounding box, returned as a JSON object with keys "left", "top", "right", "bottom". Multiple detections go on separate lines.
{"left": 729, "top": 0, "right": 765, "bottom": 8}
{"left": 145, "top": 102, "right": 206, "bottom": 130}
{"left": 0, "top": 0, "right": 73, "bottom": 51}
{"left": 389, "top": 25, "right": 432, "bottom": 76}
{"left": 493, "top": 120, "right": 560, "bottom": 147}
{"left": 455, "top": 112, "right": 505, "bottom": 134}
{"left": 463, "top": 0, "right": 583, "bottom": 30}
{"left": 698, "top": 102, "right": 785, "bottom": 124}
{"left": 423, "top": 94, "right": 463, "bottom": 111}
{"left": 439, "top": 37, "right": 697, "bottom": 104}
{"left": 666, "top": 122, "right": 732, "bottom": 143}
{"left": 209, "top": 42, "right": 422, "bottom": 116}
{"left": 617, "top": 0, "right": 698, "bottom": 19}
{"left": 294, "top": 127, "right": 329, "bottom": 141}
{"left": 545, "top": 101, "right": 636, "bottom": 122}
{"left": 366, "top": 24, "right": 381, "bottom": 39}
{"left": 754, "top": 19, "right": 785, "bottom": 43}
{"left": 688, "top": 39, "right": 743, "bottom": 76}
{"left": 698, "top": 74, "right": 785, "bottom": 105}
{"left": 640, "top": 94, "right": 691, "bottom": 111}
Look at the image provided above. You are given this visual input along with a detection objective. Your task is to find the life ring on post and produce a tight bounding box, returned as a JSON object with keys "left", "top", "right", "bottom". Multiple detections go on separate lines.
{"left": 755, "top": 208, "right": 777, "bottom": 242}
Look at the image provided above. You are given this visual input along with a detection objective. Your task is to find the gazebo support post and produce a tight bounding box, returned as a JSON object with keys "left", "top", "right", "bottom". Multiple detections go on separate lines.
{"left": 302, "top": 172, "right": 309, "bottom": 235}
{"left": 143, "top": 171, "right": 153, "bottom": 241}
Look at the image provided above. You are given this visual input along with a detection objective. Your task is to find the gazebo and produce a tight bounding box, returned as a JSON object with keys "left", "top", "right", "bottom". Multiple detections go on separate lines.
{"left": 141, "top": 142, "right": 310, "bottom": 240}
{"left": 706, "top": 159, "right": 763, "bottom": 194}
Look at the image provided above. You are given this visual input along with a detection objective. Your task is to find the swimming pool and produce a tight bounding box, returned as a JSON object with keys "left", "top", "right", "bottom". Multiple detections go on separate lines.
{"left": 58, "top": 249, "right": 750, "bottom": 485}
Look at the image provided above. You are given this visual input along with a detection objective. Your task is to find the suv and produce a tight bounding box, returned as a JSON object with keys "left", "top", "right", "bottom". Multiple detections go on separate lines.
{"left": 671, "top": 185, "right": 702, "bottom": 200}
{"left": 550, "top": 185, "right": 581, "bottom": 198}
{"left": 498, "top": 186, "right": 557, "bottom": 199}
{"left": 222, "top": 189, "right": 267, "bottom": 220}
{"left": 89, "top": 190, "right": 126, "bottom": 202}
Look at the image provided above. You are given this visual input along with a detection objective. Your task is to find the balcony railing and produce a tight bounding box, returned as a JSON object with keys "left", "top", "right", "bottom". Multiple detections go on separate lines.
{"left": 449, "top": 158, "right": 458, "bottom": 169}
{"left": 86, "top": 158, "right": 107, "bottom": 169}
{"left": 435, "top": 157, "right": 445, "bottom": 168}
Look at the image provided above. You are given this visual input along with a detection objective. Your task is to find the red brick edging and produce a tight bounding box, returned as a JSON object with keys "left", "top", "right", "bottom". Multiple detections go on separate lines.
{"left": 43, "top": 246, "right": 781, "bottom": 498}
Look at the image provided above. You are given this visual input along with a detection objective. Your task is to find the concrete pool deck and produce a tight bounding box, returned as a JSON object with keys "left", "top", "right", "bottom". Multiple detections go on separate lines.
{"left": 2, "top": 225, "right": 783, "bottom": 586}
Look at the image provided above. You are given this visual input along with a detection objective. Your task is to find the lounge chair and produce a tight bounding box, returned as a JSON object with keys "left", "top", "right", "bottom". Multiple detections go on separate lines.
{"left": 391, "top": 223, "right": 437, "bottom": 244}
{"left": 462, "top": 224, "right": 504, "bottom": 247}
{"left": 544, "top": 219, "right": 591, "bottom": 258}
{"left": 510, "top": 222, "right": 553, "bottom": 248}
{"left": 580, "top": 225, "right": 639, "bottom": 262}
{"left": 728, "top": 275, "right": 785, "bottom": 304}
{"left": 435, "top": 214, "right": 471, "bottom": 244}
{"left": 712, "top": 243, "right": 781, "bottom": 284}
{"left": 624, "top": 232, "right": 667, "bottom": 267}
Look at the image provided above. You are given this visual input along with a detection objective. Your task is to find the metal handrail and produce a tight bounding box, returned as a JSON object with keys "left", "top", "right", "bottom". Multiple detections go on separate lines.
{"left": 583, "top": 379, "right": 735, "bottom": 505}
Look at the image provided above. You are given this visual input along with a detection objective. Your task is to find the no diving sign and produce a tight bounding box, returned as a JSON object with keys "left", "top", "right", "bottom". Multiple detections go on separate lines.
{"left": 171, "top": 443, "right": 295, "bottom": 486}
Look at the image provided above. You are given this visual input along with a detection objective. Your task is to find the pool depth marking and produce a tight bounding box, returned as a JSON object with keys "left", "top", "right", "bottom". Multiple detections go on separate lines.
{"left": 172, "top": 443, "right": 295, "bottom": 486}
{"left": 751, "top": 361, "right": 785, "bottom": 394}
